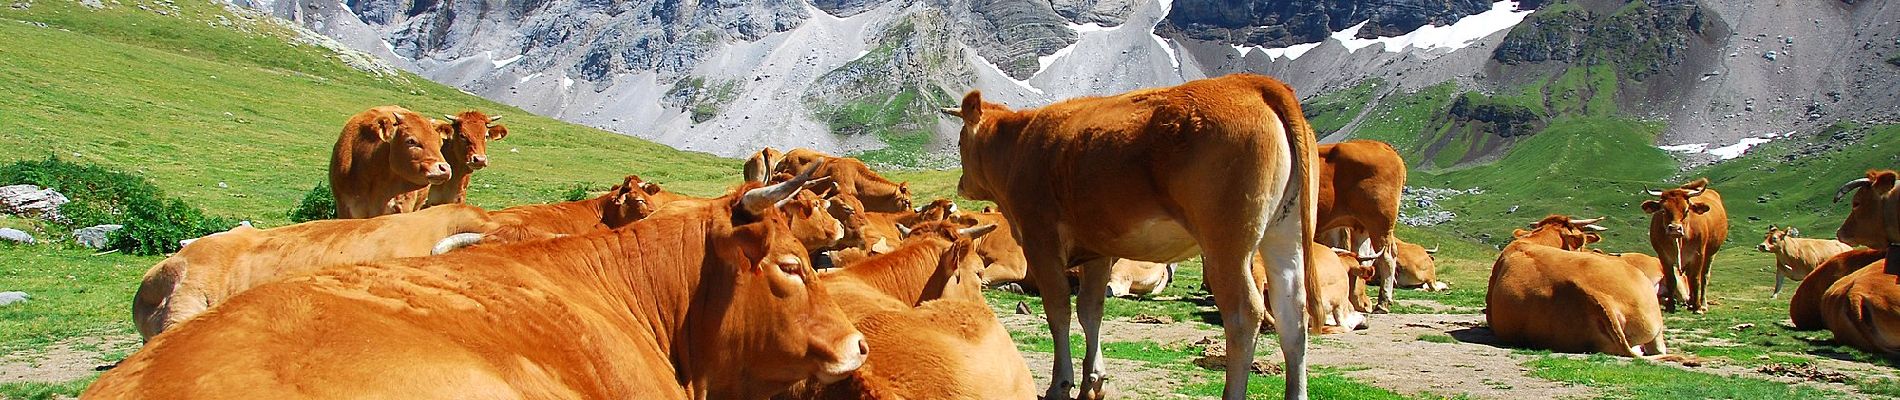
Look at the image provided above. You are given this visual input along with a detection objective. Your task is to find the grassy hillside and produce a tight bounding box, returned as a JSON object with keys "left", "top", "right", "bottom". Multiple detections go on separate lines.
{"left": 0, "top": 0, "right": 739, "bottom": 227}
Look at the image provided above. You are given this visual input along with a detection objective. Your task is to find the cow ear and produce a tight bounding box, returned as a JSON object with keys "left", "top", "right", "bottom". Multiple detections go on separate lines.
{"left": 1639, "top": 200, "right": 1661, "bottom": 214}
{"left": 1788, "top": 227, "right": 1801, "bottom": 237}
{"left": 959, "top": 90, "right": 985, "bottom": 124}
{"left": 1512, "top": 229, "right": 1530, "bottom": 238}
{"left": 487, "top": 124, "right": 509, "bottom": 140}
{"left": 1876, "top": 171, "right": 1899, "bottom": 191}
{"left": 1585, "top": 232, "right": 1603, "bottom": 244}
{"left": 1690, "top": 202, "right": 1712, "bottom": 214}
{"left": 378, "top": 114, "right": 401, "bottom": 142}
{"left": 640, "top": 182, "right": 663, "bottom": 195}
{"left": 435, "top": 120, "right": 458, "bottom": 140}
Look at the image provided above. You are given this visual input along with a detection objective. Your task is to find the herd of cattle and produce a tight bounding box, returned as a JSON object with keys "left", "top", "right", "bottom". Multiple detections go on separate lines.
{"left": 74, "top": 73, "right": 1900, "bottom": 399}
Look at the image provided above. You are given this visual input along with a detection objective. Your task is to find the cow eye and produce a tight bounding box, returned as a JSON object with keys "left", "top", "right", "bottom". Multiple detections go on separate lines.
{"left": 406, "top": 137, "right": 420, "bottom": 147}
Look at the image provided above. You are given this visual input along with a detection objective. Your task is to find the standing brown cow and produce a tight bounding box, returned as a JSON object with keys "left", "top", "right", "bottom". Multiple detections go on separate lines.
{"left": 1642, "top": 178, "right": 1729, "bottom": 313}
{"left": 88, "top": 173, "right": 865, "bottom": 400}
{"left": 1756, "top": 225, "right": 1852, "bottom": 298}
{"left": 947, "top": 73, "right": 1321, "bottom": 400}
{"left": 398, "top": 111, "right": 509, "bottom": 210}
{"left": 329, "top": 106, "right": 453, "bottom": 219}
{"left": 1316, "top": 139, "right": 1406, "bottom": 313}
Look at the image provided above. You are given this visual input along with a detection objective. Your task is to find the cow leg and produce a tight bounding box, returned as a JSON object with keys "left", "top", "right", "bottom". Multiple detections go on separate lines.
{"left": 1255, "top": 219, "right": 1310, "bottom": 400}
{"left": 1026, "top": 245, "right": 1078, "bottom": 400}
{"left": 1364, "top": 234, "right": 1397, "bottom": 314}
{"left": 1773, "top": 266, "right": 1787, "bottom": 299}
{"left": 1074, "top": 257, "right": 1116, "bottom": 400}
{"left": 1695, "top": 255, "right": 1713, "bottom": 314}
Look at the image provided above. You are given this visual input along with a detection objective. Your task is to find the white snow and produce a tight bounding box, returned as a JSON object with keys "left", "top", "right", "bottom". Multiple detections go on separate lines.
{"left": 1708, "top": 137, "right": 1773, "bottom": 160}
{"left": 1147, "top": 0, "right": 1180, "bottom": 70}
{"left": 1036, "top": 23, "right": 1118, "bottom": 73}
{"left": 1658, "top": 143, "right": 1710, "bottom": 154}
{"left": 974, "top": 48, "right": 1045, "bottom": 94}
{"left": 1238, "top": 0, "right": 1531, "bottom": 61}
{"left": 518, "top": 72, "right": 542, "bottom": 83}
{"left": 490, "top": 52, "right": 524, "bottom": 69}
{"left": 561, "top": 75, "right": 574, "bottom": 90}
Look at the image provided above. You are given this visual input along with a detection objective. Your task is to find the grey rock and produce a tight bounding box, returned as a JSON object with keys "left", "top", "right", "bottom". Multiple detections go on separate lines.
{"left": 1158, "top": 0, "right": 1491, "bottom": 48}
{"left": 0, "top": 291, "right": 25, "bottom": 306}
{"left": 78, "top": 0, "right": 102, "bottom": 9}
{"left": 73, "top": 224, "right": 123, "bottom": 250}
{"left": 0, "top": 228, "right": 33, "bottom": 244}
{"left": 0, "top": 184, "right": 68, "bottom": 220}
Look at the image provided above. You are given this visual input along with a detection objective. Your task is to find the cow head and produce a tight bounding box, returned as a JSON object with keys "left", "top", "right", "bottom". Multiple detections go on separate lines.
{"left": 1757, "top": 225, "right": 1793, "bottom": 253}
{"left": 1511, "top": 215, "right": 1607, "bottom": 250}
{"left": 440, "top": 111, "right": 507, "bottom": 171}
{"left": 915, "top": 198, "right": 958, "bottom": 221}
{"left": 896, "top": 220, "right": 998, "bottom": 301}
{"left": 1834, "top": 170, "right": 1900, "bottom": 247}
{"left": 945, "top": 91, "right": 1019, "bottom": 202}
{"left": 821, "top": 193, "right": 869, "bottom": 249}
{"left": 784, "top": 189, "right": 846, "bottom": 252}
{"left": 600, "top": 175, "right": 658, "bottom": 228}
{"left": 1641, "top": 179, "right": 1714, "bottom": 238}
{"left": 707, "top": 160, "right": 866, "bottom": 395}
{"left": 379, "top": 109, "right": 453, "bottom": 185}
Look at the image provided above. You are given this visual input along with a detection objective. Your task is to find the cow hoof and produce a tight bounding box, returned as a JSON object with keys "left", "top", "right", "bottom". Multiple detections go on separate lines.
{"left": 1370, "top": 305, "right": 1391, "bottom": 314}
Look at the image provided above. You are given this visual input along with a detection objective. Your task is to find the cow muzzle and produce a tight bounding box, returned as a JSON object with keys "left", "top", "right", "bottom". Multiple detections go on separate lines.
{"left": 1666, "top": 224, "right": 1685, "bottom": 237}
{"left": 425, "top": 162, "right": 453, "bottom": 183}
{"left": 814, "top": 333, "right": 868, "bottom": 383}
{"left": 469, "top": 154, "right": 489, "bottom": 170}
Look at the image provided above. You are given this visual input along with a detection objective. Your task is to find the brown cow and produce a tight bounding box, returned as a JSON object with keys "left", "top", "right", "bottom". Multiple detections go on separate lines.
{"left": 477, "top": 175, "right": 659, "bottom": 243}
{"left": 1790, "top": 248, "right": 1886, "bottom": 330}
{"left": 645, "top": 178, "right": 843, "bottom": 253}
{"left": 947, "top": 73, "right": 1321, "bottom": 399}
{"left": 1821, "top": 262, "right": 1900, "bottom": 354}
{"left": 1834, "top": 170, "right": 1900, "bottom": 253}
{"left": 1487, "top": 216, "right": 1673, "bottom": 358}
{"left": 956, "top": 208, "right": 1033, "bottom": 290}
{"left": 1642, "top": 178, "right": 1730, "bottom": 314}
{"left": 785, "top": 220, "right": 1032, "bottom": 400}
{"left": 130, "top": 204, "right": 499, "bottom": 341}
{"left": 1391, "top": 239, "right": 1448, "bottom": 292}
{"left": 398, "top": 111, "right": 510, "bottom": 210}
{"left": 1756, "top": 225, "right": 1853, "bottom": 298}
{"left": 746, "top": 147, "right": 785, "bottom": 183}
{"left": 329, "top": 105, "right": 454, "bottom": 218}
{"left": 1316, "top": 139, "right": 1406, "bottom": 313}
{"left": 1262, "top": 244, "right": 1377, "bottom": 334}
{"left": 88, "top": 174, "right": 866, "bottom": 400}
{"left": 773, "top": 151, "right": 913, "bottom": 213}
{"left": 1107, "top": 260, "right": 1175, "bottom": 298}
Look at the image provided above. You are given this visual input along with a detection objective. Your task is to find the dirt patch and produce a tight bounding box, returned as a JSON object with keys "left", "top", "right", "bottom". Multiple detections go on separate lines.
{"left": 1001, "top": 309, "right": 1596, "bottom": 399}
{"left": 0, "top": 335, "right": 138, "bottom": 384}
{"left": 1018, "top": 350, "right": 1205, "bottom": 399}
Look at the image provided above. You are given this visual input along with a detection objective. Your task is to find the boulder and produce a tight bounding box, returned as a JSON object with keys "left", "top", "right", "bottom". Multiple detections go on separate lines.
{"left": 73, "top": 224, "right": 123, "bottom": 250}
{"left": 0, "top": 228, "right": 34, "bottom": 244}
{"left": 0, "top": 184, "right": 68, "bottom": 220}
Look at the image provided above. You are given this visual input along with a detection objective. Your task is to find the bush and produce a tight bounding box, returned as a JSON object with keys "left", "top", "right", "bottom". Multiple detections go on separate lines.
{"left": 561, "top": 183, "right": 591, "bottom": 202}
{"left": 0, "top": 156, "right": 240, "bottom": 255}
{"left": 288, "top": 183, "right": 336, "bottom": 223}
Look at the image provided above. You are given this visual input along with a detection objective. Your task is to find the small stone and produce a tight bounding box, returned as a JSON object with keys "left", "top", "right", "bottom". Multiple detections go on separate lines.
{"left": 1731, "top": 323, "right": 1755, "bottom": 331}
{"left": 216, "top": 181, "right": 229, "bottom": 189}
{"left": 73, "top": 224, "right": 123, "bottom": 250}
{"left": 0, "top": 184, "right": 69, "bottom": 219}
{"left": 0, "top": 291, "right": 26, "bottom": 306}
{"left": 1131, "top": 314, "right": 1175, "bottom": 324}
{"left": 1014, "top": 301, "right": 1032, "bottom": 315}
{"left": 0, "top": 228, "right": 34, "bottom": 244}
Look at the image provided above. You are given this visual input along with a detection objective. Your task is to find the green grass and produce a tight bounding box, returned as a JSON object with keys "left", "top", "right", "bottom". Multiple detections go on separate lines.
{"left": 1693, "top": 123, "right": 1900, "bottom": 241}
{"left": 1528, "top": 354, "right": 1844, "bottom": 399}
{"left": 1176, "top": 367, "right": 1423, "bottom": 400}
{"left": 1417, "top": 334, "right": 1458, "bottom": 344}
{"left": 0, "top": 1, "right": 739, "bottom": 226}
{"left": 0, "top": 245, "right": 150, "bottom": 353}
{"left": 0, "top": 376, "right": 95, "bottom": 400}
{"left": 1858, "top": 377, "right": 1900, "bottom": 397}
{"left": 1354, "top": 83, "right": 1458, "bottom": 151}
{"left": 1302, "top": 79, "right": 1384, "bottom": 135}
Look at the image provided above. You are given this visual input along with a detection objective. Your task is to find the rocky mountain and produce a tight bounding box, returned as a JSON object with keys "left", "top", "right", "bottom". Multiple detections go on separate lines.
{"left": 242, "top": 0, "right": 1900, "bottom": 169}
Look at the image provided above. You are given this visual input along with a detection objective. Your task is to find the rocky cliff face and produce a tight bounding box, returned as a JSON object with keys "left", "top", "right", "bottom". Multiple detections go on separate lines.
{"left": 1155, "top": 0, "right": 1495, "bottom": 48}
{"left": 243, "top": 0, "right": 1900, "bottom": 169}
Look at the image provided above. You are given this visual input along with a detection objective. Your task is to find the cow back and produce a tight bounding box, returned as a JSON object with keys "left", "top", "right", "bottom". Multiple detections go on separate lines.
{"left": 1792, "top": 248, "right": 1886, "bottom": 330}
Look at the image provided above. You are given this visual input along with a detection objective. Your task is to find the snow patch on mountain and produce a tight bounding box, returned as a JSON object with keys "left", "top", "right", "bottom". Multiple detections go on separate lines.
{"left": 1237, "top": 0, "right": 1530, "bottom": 61}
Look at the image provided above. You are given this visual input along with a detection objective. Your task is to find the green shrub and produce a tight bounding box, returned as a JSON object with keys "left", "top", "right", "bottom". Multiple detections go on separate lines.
{"left": 288, "top": 183, "right": 336, "bottom": 223}
{"left": 0, "top": 156, "right": 239, "bottom": 255}
{"left": 561, "top": 183, "right": 592, "bottom": 202}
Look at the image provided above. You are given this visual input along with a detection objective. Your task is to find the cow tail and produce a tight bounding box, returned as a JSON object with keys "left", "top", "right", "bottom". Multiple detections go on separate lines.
{"left": 1263, "top": 79, "right": 1324, "bottom": 327}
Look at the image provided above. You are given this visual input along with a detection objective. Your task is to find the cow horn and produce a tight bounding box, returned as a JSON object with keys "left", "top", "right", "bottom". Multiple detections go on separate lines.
{"left": 897, "top": 223, "right": 912, "bottom": 237}
{"left": 1426, "top": 245, "right": 1439, "bottom": 254}
{"left": 1355, "top": 246, "right": 1384, "bottom": 262}
{"left": 1835, "top": 178, "right": 1872, "bottom": 203}
{"left": 432, "top": 233, "right": 484, "bottom": 255}
{"left": 391, "top": 112, "right": 404, "bottom": 124}
{"left": 1582, "top": 224, "right": 1609, "bottom": 232}
{"left": 741, "top": 159, "right": 827, "bottom": 215}
{"left": 1685, "top": 187, "right": 1705, "bottom": 197}
{"left": 442, "top": 114, "right": 460, "bottom": 123}
{"left": 1645, "top": 188, "right": 1664, "bottom": 197}
{"left": 940, "top": 107, "right": 962, "bottom": 118}
{"left": 1568, "top": 217, "right": 1605, "bottom": 226}
{"left": 958, "top": 224, "right": 997, "bottom": 238}
{"left": 487, "top": 115, "right": 502, "bottom": 123}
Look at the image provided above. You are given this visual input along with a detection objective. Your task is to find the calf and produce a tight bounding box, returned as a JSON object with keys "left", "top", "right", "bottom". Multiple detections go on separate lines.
{"left": 397, "top": 111, "right": 509, "bottom": 210}
{"left": 1756, "top": 225, "right": 1853, "bottom": 298}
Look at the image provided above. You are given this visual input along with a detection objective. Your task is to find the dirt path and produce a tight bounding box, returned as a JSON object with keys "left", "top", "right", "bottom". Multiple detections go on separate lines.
{"left": 0, "top": 334, "right": 137, "bottom": 385}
